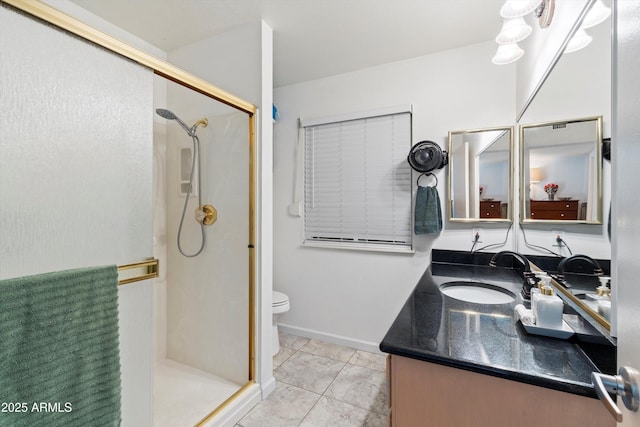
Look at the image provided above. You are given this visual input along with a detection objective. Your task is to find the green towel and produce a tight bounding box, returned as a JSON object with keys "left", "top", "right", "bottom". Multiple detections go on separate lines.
{"left": 0, "top": 266, "right": 121, "bottom": 427}
{"left": 414, "top": 186, "right": 443, "bottom": 234}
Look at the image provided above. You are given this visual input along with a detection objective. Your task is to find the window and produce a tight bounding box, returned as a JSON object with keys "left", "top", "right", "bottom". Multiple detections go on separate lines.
{"left": 302, "top": 107, "right": 413, "bottom": 252}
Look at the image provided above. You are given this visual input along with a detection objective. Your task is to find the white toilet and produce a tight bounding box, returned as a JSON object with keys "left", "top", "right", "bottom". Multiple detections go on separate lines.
{"left": 272, "top": 291, "right": 290, "bottom": 356}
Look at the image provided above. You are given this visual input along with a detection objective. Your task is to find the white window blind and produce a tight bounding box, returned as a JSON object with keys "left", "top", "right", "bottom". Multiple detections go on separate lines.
{"left": 303, "top": 109, "right": 412, "bottom": 252}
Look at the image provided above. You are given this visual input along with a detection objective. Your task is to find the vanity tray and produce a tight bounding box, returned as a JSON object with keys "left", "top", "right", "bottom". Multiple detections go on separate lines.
{"left": 521, "top": 320, "right": 575, "bottom": 339}
{"left": 515, "top": 305, "right": 575, "bottom": 339}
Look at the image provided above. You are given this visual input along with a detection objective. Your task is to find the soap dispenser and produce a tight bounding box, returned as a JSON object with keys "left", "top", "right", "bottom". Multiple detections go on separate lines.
{"left": 530, "top": 275, "right": 550, "bottom": 321}
{"left": 587, "top": 276, "right": 611, "bottom": 301}
{"left": 594, "top": 276, "right": 612, "bottom": 319}
{"left": 536, "top": 285, "right": 564, "bottom": 329}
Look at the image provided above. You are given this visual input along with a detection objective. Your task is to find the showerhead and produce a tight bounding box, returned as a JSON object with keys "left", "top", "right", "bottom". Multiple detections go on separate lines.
{"left": 156, "top": 108, "right": 178, "bottom": 120}
{"left": 155, "top": 108, "right": 209, "bottom": 136}
{"left": 156, "top": 108, "right": 192, "bottom": 135}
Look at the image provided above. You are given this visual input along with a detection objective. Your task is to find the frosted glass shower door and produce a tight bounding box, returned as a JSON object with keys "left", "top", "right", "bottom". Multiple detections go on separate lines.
{"left": 0, "top": 4, "right": 155, "bottom": 426}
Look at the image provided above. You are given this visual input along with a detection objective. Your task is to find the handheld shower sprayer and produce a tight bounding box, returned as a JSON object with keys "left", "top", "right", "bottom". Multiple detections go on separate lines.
{"left": 156, "top": 107, "right": 215, "bottom": 257}
{"left": 155, "top": 108, "right": 208, "bottom": 136}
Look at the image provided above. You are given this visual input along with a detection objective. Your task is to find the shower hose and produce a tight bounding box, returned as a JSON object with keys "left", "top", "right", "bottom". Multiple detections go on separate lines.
{"left": 177, "top": 133, "right": 205, "bottom": 257}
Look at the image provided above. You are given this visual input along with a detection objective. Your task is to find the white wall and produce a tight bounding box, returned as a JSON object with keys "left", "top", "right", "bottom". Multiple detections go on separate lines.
{"left": 480, "top": 153, "right": 510, "bottom": 202}
{"left": 168, "top": 23, "right": 262, "bottom": 109}
{"left": 273, "top": 41, "right": 515, "bottom": 349}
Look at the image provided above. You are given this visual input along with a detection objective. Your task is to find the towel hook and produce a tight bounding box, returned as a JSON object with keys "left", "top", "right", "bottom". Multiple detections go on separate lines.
{"left": 417, "top": 172, "right": 438, "bottom": 187}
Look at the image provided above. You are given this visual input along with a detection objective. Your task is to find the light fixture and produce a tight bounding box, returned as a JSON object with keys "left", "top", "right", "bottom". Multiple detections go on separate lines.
{"left": 500, "top": 0, "right": 542, "bottom": 19}
{"left": 496, "top": 17, "right": 532, "bottom": 44}
{"left": 491, "top": 43, "right": 524, "bottom": 65}
{"left": 581, "top": 0, "right": 611, "bottom": 29}
{"left": 493, "top": 0, "right": 548, "bottom": 65}
{"left": 565, "top": 29, "right": 592, "bottom": 53}
{"left": 530, "top": 167, "right": 542, "bottom": 183}
{"left": 529, "top": 167, "right": 542, "bottom": 199}
{"left": 535, "top": 0, "right": 555, "bottom": 29}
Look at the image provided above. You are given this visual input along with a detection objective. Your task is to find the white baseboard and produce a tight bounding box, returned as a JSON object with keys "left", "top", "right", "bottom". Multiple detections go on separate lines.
{"left": 278, "top": 323, "right": 383, "bottom": 354}
{"left": 260, "top": 375, "right": 277, "bottom": 398}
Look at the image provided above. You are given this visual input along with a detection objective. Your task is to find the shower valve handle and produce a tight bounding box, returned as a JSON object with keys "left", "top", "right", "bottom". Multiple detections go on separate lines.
{"left": 196, "top": 205, "right": 217, "bottom": 225}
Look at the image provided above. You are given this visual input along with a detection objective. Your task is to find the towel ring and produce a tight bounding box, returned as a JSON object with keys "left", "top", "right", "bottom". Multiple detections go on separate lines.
{"left": 417, "top": 172, "right": 438, "bottom": 187}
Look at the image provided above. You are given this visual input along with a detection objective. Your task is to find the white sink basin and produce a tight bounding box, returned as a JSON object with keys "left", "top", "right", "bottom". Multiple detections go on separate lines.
{"left": 439, "top": 281, "right": 516, "bottom": 305}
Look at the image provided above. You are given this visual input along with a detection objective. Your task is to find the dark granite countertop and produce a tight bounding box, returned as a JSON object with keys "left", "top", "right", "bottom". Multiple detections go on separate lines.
{"left": 380, "top": 255, "right": 615, "bottom": 399}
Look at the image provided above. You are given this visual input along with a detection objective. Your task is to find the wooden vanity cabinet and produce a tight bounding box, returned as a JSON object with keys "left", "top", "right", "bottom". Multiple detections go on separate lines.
{"left": 386, "top": 354, "right": 613, "bottom": 427}
{"left": 529, "top": 200, "right": 579, "bottom": 220}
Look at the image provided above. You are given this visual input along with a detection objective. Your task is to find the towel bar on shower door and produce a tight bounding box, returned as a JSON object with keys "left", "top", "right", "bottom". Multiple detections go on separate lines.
{"left": 118, "top": 259, "right": 159, "bottom": 285}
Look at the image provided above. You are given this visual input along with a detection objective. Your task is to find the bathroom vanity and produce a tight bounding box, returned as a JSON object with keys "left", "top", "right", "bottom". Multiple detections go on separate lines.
{"left": 380, "top": 250, "right": 615, "bottom": 427}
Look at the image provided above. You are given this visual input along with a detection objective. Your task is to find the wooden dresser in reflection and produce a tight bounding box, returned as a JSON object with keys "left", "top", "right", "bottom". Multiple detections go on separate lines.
{"left": 529, "top": 200, "right": 579, "bottom": 220}
{"left": 480, "top": 200, "right": 505, "bottom": 218}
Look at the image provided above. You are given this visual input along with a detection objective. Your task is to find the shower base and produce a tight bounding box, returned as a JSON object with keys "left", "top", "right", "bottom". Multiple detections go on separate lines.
{"left": 153, "top": 358, "right": 242, "bottom": 426}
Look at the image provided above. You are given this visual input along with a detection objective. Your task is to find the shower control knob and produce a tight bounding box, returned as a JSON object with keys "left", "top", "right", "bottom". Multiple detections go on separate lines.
{"left": 196, "top": 205, "right": 217, "bottom": 225}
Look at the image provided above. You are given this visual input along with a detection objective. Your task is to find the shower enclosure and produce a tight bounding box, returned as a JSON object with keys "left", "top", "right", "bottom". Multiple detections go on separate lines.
{"left": 1, "top": 1, "right": 258, "bottom": 424}
{"left": 153, "top": 78, "right": 254, "bottom": 426}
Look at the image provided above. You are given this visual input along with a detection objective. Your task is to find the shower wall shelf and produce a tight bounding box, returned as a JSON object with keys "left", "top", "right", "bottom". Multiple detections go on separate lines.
{"left": 118, "top": 259, "right": 159, "bottom": 285}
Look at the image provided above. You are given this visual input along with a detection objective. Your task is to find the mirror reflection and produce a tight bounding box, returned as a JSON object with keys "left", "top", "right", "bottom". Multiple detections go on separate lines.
{"left": 520, "top": 116, "right": 602, "bottom": 223}
{"left": 515, "top": 0, "right": 611, "bottom": 333}
{"left": 448, "top": 127, "right": 513, "bottom": 222}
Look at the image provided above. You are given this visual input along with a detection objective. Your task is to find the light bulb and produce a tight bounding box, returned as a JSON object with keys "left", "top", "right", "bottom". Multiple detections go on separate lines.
{"left": 500, "top": 0, "right": 542, "bottom": 19}
{"left": 496, "top": 17, "right": 532, "bottom": 44}
{"left": 565, "top": 29, "right": 592, "bottom": 53}
{"left": 581, "top": 0, "right": 611, "bottom": 29}
{"left": 491, "top": 43, "right": 524, "bottom": 65}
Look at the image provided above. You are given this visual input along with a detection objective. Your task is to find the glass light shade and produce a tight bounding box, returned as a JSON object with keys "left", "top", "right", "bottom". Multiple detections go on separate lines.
{"left": 530, "top": 167, "right": 542, "bottom": 183}
{"left": 581, "top": 0, "right": 611, "bottom": 29}
{"left": 500, "top": 0, "right": 542, "bottom": 19}
{"left": 492, "top": 43, "right": 524, "bottom": 65}
{"left": 565, "top": 29, "right": 592, "bottom": 53}
{"left": 496, "top": 17, "right": 532, "bottom": 44}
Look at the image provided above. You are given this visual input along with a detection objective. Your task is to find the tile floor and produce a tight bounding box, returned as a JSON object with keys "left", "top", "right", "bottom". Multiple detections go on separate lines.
{"left": 237, "top": 333, "right": 389, "bottom": 427}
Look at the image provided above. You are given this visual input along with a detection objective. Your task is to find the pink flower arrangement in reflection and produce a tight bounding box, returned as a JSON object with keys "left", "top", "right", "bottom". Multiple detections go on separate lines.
{"left": 544, "top": 183, "right": 558, "bottom": 194}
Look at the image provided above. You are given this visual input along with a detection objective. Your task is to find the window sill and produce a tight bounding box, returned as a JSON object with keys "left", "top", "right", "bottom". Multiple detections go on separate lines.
{"left": 302, "top": 240, "right": 415, "bottom": 254}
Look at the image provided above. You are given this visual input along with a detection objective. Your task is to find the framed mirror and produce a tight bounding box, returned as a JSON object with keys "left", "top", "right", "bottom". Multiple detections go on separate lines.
{"left": 448, "top": 126, "right": 513, "bottom": 222}
{"left": 515, "top": 0, "right": 611, "bottom": 335}
{"left": 519, "top": 116, "right": 602, "bottom": 224}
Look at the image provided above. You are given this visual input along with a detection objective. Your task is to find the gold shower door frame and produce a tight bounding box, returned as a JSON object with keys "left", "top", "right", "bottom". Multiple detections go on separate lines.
{"left": 2, "top": 1, "right": 257, "bottom": 424}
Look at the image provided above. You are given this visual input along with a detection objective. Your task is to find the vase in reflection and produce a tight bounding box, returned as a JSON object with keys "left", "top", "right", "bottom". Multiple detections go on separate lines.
{"left": 544, "top": 183, "right": 558, "bottom": 201}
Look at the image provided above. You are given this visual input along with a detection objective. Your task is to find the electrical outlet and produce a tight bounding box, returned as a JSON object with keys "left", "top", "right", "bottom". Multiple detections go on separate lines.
{"left": 472, "top": 228, "right": 483, "bottom": 243}
{"left": 552, "top": 230, "right": 565, "bottom": 247}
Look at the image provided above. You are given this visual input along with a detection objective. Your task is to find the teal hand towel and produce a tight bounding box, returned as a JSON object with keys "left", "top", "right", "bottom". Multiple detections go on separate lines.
{"left": 414, "top": 186, "right": 443, "bottom": 234}
{"left": 0, "top": 266, "right": 121, "bottom": 427}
